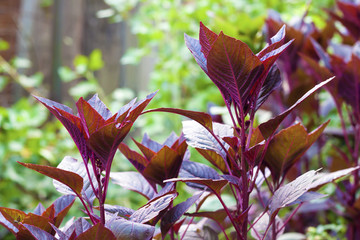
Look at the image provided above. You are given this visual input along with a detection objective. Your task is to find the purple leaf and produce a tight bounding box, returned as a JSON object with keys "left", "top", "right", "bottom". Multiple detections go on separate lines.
{"left": 103, "top": 204, "right": 135, "bottom": 218}
{"left": 289, "top": 191, "right": 327, "bottom": 205}
{"left": 257, "top": 25, "right": 286, "bottom": 59}
{"left": 179, "top": 161, "right": 220, "bottom": 181}
{"left": 35, "top": 92, "right": 157, "bottom": 173}
{"left": 130, "top": 191, "right": 178, "bottom": 224}
{"left": 87, "top": 94, "right": 113, "bottom": 120}
{"left": 76, "top": 223, "right": 116, "bottom": 240}
{"left": 160, "top": 193, "right": 202, "bottom": 237}
{"left": 310, "top": 38, "right": 331, "bottom": 69}
{"left": 206, "top": 31, "right": 264, "bottom": 109}
{"left": 22, "top": 224, "right": 56, "bottom": 240}
{"left": 195, "top": 148, "right": 229, "bottom": 173}
{"left": 118, "top": 143, "right": 148, "bottom": 173}
{"left": 50, "top": 195, "right": 76, "bottom": 228}
{"left": 64, "top": 217, "right": 92, "bottom": 237}
{"left": 34, "top": 95, "right": 73, "bottom": 114}
{"left": 107, "top": 218, "right": 155, "bottom": 240}
{"left": 142, "top": 146, "right": 185, "bottom": 186}
{"left": 309, "top": 166, "right": 360, "bottom": 190}
{"left": 127, "top": 91, "right": 158, "bottom": 122}
{"left": 140, "top": 133, "right": 163, "bottom": 153}
{"left": 182, "top": 121, "right": 233, "bottom": 160}
{"left": 53, "top": 156, "right": 98, "bottom": 204}
{"left": 76, "top": 97, "right": 107, "bottom": 137}
{"left": 184, "top": 34, "right": 207, "bottom": 72}
{"left": 165, "top": 178, "right": 228, "bottom": 195}
{"left": 259, "top": 77, "right": 334, "bottom": 139}
{"left": 256, "top": 65, "right": 282, "bottom": 110}
{"left": 110, "top": 171, "right": 156, "bottom": 200}
{"left": 221, "top": 175, "right": 241, "bottom": 187}
{"left": 18, "top": 162, "right": 83, "bottom": 196}
{"left": 120, "top": 133, "right": 187, "bottom": 187}
{"left": 49, "top": 223, "right": 69, "bottom": 240}
{"left": 269, "top": 170, "right": 319, "bottom": 215}
{"left": 33, "top": 203, "right": 45, "bottom": 216}
{"left": 34, "top": 96, "right": 90, "bottom": 163}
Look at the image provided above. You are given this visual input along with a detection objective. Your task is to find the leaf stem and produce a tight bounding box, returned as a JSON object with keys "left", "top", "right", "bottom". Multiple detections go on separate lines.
{"left": 214, "top": 191, "right": 244, "bottom": 240}
{"left": 277, "top": 203, "right": 303, "bottom": 234}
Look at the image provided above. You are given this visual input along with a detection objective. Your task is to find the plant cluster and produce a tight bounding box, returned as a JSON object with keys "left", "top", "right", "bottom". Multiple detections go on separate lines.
{"left": 263, "top": 1, "right": 360, "bottom": 238}
{"left": 1, "top": 14, "right": 359, "bottom": 239}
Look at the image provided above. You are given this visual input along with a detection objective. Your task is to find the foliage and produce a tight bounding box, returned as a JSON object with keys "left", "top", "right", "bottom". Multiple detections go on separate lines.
{"left": 1, "top": 16, "right": 359, "bottom": 239}
{"left": 3, "top": 0, "right": 360, "bottom": 239}
{"left": 263, "top": 0, "right": 360, "bottom": 238}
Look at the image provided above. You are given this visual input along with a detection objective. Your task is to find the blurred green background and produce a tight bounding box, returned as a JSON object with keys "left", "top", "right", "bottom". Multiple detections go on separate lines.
{"left": 0, "top": 0, "right": 336, "bottom": 239}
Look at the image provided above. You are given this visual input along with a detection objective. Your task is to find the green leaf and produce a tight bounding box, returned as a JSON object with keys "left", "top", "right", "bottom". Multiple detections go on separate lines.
{"left": 69, "top": 81, "right": 98, "bottom": 99}
{"left": 88, "top": 49, "right": 104, "bottom": 71}
{"left": 58, "top": 66, "right": 77, "bottom": 82}
{"left": 0, "top": 39, "right": 9, "bottom": 51}
{"left": 0, "top": 76, "right": 9, "bottom": 91}
{"left": 74, "top": 55, "right": 88, "bottom": 74}
{"left": 121, "top": 48, "right": 149, "bottom": 65}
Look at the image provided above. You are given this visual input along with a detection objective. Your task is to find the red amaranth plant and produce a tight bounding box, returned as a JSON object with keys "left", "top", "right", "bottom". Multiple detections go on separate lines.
{"left": 0, "top": 21, "right": 358, "bottom": 240}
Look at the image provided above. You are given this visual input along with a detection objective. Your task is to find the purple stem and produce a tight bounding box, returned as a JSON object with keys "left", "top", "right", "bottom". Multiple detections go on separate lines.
{"left": 214, "top": 191, "right": 245, "bottom": 240}
{"left": 277, "top": 203, "right": 303, "bottom": 234}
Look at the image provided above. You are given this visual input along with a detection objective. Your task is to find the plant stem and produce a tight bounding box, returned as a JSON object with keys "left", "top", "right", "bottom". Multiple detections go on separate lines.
{"left": 96, "top": 175, "right": 105, "bottom": 224}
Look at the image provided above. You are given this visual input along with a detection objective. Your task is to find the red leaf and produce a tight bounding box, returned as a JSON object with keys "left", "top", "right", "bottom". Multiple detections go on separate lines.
{"left": 206, "top": 31, "right": 263, "bottom": 108}
{"left": 76, "top": 97, "right": 106, "bottom": 137}
{"left": 88, "top": 121, "right": 133, "bottom": 167}
{"left": 185, "top": 209, "right": 228, "bottom": 224}
{"left": 127, "top": 91, "right": 158, "bottom": 122}
{"left": 161, "top": 193, "right": 202, "bottom": 236}
{"left": 143, "top": 146, "right": 183, "bottom": 186}
{"left": 259, "top": 77, "right": 334, "bottom": 139}
{"left": 199, "top": 22, "right": 218, "bottom": 58}
{"left": 264, "top": 120, "right": 330, "bottom": 182}
{"left": 118, "top": 143, "right": 148, "bottom": 172}
{"left": 144, "top": 108, "right": 213, "bottom": 130}
{"left": 18, "top": 162, "right": 83, "bottom": 196}
{"left": 130, "top": 191, "right": 178, "bottom": 224}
